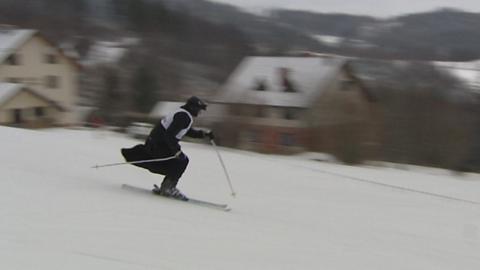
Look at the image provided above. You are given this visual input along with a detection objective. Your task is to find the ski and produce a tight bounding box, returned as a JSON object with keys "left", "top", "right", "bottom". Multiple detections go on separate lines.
{"left": 121, "top": 184, "right": 231, "bottom": 211}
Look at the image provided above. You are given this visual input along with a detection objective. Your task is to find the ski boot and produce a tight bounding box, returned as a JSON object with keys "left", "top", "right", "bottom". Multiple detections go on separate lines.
{"left": 152, "top": 181, "right": 188, "bottom": 201}
{"left": 162, "top": 187, "right": 188, "bottom": 201}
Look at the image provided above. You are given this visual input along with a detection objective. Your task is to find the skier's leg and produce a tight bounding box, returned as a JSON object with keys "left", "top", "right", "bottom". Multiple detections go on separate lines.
{"left": 157, "top": 156, "right": 189, "bottom": 199}
{"left": 165, "top": 155, "right": 189, "bottom": 187}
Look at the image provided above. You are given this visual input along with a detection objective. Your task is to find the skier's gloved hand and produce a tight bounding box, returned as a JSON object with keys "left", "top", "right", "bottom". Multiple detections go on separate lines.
{"left": 205, "top": 130, "right": 215, "bottom": 140}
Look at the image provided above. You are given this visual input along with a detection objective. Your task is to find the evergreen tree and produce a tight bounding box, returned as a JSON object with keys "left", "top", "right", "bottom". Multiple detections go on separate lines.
{"left": 98, "top": 67, "right": 121, "bottom": 121}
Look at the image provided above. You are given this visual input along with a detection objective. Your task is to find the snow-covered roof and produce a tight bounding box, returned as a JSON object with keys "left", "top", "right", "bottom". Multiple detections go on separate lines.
{"left": 83, "top": 42, "right": 126, "bottom": 66}
{"left": 0, "top": 83, "right": 23, "bottom": 105}
{"left": 82, "top": 38, "right": 139, "bottom": 66}
{"left": 149, "top": 101, "right": 184, "bottom": 118}
{"left": 312, "top": 35, "right": 344, "bottom": 47}
{"left": 0, "top": 28, "right": 37, "bottom": 63}
{"left": 215, "top": 56, "right": 347, "bottom": 108}
{"left": 0, "top": 27, "right": 80, "bottom": 70}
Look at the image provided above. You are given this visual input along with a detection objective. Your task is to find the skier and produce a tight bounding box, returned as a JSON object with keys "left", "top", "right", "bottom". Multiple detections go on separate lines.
{"left": 121, "top": 96, "right": 214, "bottom": 200}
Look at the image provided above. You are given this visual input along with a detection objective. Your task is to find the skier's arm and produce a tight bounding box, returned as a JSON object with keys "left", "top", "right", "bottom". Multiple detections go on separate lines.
{"left": 186, "top": 128, "right": 215, "bottom": 140}
{"left": 185, "top": 128, "right": 205, "bottom": 139}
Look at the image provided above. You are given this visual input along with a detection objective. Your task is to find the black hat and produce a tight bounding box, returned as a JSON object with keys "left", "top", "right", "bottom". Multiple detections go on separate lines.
{"left": 186, "top": 96, "right": 207, "bottom": 111}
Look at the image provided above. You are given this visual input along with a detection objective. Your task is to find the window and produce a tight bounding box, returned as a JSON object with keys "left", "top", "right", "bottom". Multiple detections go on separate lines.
{"left": 6, "top": 54, "right": 20, "bottom": 65}
{"left": 45, "top": 76, "right": 60, "bottom": 89}
{"left": 231, "top": 104, "right": 242, "bottom": 115}
{"left": 279, "top": 133, "right": 296, "bottom": 146}
{"left": 255, "top": 107, "right": 265, "bottom": 118}
{"left": 45, "top": 54, "right": 58, "bottom": 64}
{"left": 12, "top": 109, "right": 23, "bottom": 124}
{"left": 283, "top": 108, "right": 298, "bottom": 120}
{"left": 7, "top": 77, "right": 20, "bottom": 83}
{"left": 35, "top": 107, "right": 45, "bottom": 117}
{"left": 246, "top": 130, "right": 260, "bottom": 143}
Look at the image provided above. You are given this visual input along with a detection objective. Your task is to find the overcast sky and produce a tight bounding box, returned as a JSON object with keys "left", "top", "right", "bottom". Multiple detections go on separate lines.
{"left": 210, "top": 0, "right": 480, "bottom": 18}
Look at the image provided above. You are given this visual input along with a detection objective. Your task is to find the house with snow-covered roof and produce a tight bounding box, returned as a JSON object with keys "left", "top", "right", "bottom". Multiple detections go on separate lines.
{"left": 213, "top": 56, "right": 378, "bottom": 155}
{"left": 0, "top": 26, "right": 80, "bottom": 127}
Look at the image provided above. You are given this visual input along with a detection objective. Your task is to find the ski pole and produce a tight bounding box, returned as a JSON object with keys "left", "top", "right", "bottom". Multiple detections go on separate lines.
{"left": 210, "top": 139, "right": 236, "bottom": 197}
{"left": 91, "top": 155, "right": 177, "bottom": 169}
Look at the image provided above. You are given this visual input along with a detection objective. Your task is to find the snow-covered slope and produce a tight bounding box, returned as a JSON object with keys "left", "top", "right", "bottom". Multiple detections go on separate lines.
{"left": 1, "top": 127, "right": 479, "bottom": 270}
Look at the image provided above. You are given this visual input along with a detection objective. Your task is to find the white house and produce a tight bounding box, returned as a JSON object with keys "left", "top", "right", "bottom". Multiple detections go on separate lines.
{"left": 0, "top": 26, "right": 80, "bottom": 126}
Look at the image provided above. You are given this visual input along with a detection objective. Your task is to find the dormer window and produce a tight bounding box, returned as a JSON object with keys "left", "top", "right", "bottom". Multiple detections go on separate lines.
{"left": 283, "top": 78, "right": 296, "bottom": 92}
{"left": 45, "top": 75, "right": 60, "bottom": 89}
{"left": 253, "top": 78, "right": 268, "bottom": 91}
{"left": 6, "top": 53, "right": 20, "bottom": 65}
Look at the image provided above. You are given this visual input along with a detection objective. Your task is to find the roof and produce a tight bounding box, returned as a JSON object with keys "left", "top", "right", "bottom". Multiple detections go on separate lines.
{"left": 0, "top": 82, "right": 64, "bottom": 110}
{"left": 0, "top": 27, "right": 81, "bottom": 70}
{"left": 0, "top": 29, "right": 37, "bottom": 63}
{"left": 214, "top": 56, "right": 347, "bottom": 108}
{"left": 0, "top": 82, "right": 23, "bottom": 104}
{"left": 82, "top": 38, "right": 139, "bottom": 66}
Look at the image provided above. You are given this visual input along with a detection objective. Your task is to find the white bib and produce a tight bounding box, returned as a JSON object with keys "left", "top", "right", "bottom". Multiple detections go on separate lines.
{"left": 161, "top": 108, "right": 193, "bottom": 140}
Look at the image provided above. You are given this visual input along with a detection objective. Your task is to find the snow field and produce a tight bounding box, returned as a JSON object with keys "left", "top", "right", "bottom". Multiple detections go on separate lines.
{"left": 0, "top": 127, "right": 479, "bottom": 269}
